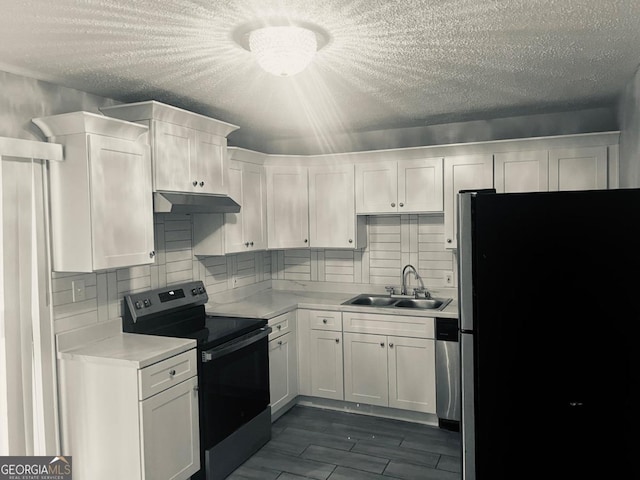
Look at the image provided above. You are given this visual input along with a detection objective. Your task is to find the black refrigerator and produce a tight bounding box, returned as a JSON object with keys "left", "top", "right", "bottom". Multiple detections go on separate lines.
{"left": 457, "top": 188, "right": 637, "bottom": 479}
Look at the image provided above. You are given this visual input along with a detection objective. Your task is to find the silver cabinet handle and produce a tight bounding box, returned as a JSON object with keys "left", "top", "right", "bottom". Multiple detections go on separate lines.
{"left": 399, "top": 203, "right": 404, "bottom": 207}
{"left": 446, "top": 238, "right": 453, "bottom": 244}
{"left": 348, "top": 239, "right": 353, "bottom": 243}
{"left": 169, "top": 369, "right": 176, "bottom": 376}
{"left": 149, "top": 250, "right": 156, "bottom": 257}
{"left": 199, "top": 181, "right": 204, "bottom": 187}
{"left": 391, "top": 202, "right": 396, "bottom": 207}
{"left": 192, "top": 181, "right": 198, "bottom": 186}
{"left": 389, "top": 343, "right": 394, "bottom": 348}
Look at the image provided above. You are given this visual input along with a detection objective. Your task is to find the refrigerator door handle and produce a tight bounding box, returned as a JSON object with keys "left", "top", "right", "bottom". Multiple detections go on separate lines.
{"left": 458, "top": 192, "right": 475, "bottom": 333}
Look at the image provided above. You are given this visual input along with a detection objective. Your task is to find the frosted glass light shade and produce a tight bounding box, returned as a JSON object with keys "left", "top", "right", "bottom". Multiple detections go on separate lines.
{"left": 249, "top": 26, "right": 317, "bottom": 76}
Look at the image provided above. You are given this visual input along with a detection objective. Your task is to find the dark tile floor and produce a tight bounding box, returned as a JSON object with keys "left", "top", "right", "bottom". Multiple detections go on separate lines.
{"left": 228, "top": 406, "right": 461, "bottom": 480}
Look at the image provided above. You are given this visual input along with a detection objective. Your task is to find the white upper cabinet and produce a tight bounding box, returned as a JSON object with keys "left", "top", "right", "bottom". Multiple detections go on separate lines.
{"left": 266, "top": 165, "right": 310, "bottom": 249}
{"left": 309, "top": 164, "right": 365, "bottom": 249}
{"left": 494, "top": 150, "right": 549, "bottom": 193}
{"left": 225, "top": 161, "right": 267, "bottom": 253}
{"left": 33, "top": 112, "right": 155, "bottom": 272}
{"left": 355, "top": 158, "right": 443, "bottom": 214}
{"left": 101, "top": 101, "right": 239, "bottom": 194}
{"left": 548, "top": 146, "right": 608, "bottom": 191}
{"left": 443, "top": 154, "right": 494, "bottom": 249}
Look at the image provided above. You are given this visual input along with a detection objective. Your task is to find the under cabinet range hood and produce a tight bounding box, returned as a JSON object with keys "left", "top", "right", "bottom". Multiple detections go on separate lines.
{"left": 153, "top": 191, "right": 241, "bottom": 214}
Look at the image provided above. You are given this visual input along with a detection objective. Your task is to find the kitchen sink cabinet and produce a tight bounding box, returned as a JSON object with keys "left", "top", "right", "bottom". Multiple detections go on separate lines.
{"left": 342, "top": 312, "right": 437, "bottom": 414}
{"left": 268, "top": 311, "right": 298, "bottom": 420}
{"left": 101, "top": 100, "right": 239, "bottom": 194}
{"left": 355, "top": 158, "right": 443, "bottom": 214}
{"left": 58, "top": 343, "right": 200, "bottom": 480}
{"left": 266, "top": 165, "right": 310, "bottom": 249}
{"left": 32, "top": 112, "right": 155, "bottom": 272}
{"left": 225, "top": 160, "right": 267, "bottom": 253}
{"left": 443, "top": 154, "right": 494, "bottom": 249}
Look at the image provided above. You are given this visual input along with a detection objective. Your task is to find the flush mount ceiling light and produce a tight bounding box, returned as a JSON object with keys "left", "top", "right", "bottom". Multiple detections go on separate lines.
{"left": 234, "top": 20, "right": 329, "bottom": 77}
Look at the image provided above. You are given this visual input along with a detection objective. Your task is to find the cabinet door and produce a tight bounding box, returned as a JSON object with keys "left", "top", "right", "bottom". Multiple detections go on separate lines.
{"left": 194, "top": 131, "right": 226, "bottom": 194}
{"left": 355, "top": 161, "right": 397, "bottom": 213}
{"left": 309, "top": 329, "right": 344, "bottom": 400}
{"left": 398, "top": 158, "right": 444, "bottom": 212}
{"left": 153, "top": 120, "right": 195, "bottom": 192}
{"left": 343, "top": 333, "right": 389, "bottom": 407}
{"left": 88, "top": 134, "right": 155, "bottom": 270}
{"left": 241, "top": 163, "right": 268, "bottom": 251}
{"left": 269, "top": 332, "right": 298, "bottom": 416}
{"left": 494, "top": 150, "right": 549, "bottom": 193}
{"left": 548, "top": 146, "right": 608, "bottom": 191}
{"left": 308, "top": 165, "right": 356, "bottom": 248}
{"left": 388, "top": 336, "right": 436, "bottom": 413}
{"left": 266, "top": 166, "right": 309, "bottom": 249}
{"left": 140, "top": 376, "right": 200, "bottom": 480}
{"left": 224, "top": 161, "right": 245, "bottom": 253}
{"left": 443, "top": 154, "right": 493, "bottom": 249}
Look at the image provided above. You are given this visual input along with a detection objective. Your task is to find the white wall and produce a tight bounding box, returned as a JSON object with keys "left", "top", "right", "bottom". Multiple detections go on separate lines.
{"left": 618, "top": 64, "right": 640, "bottom": 188}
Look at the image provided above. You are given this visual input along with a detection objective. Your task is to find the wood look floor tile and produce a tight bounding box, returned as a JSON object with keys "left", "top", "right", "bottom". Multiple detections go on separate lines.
{"left": 327, "top": 465, "right": 402, "bottom": 480}
{"left": 400, "top": 436, "right": 461, "bottom": 458}
{"left": 384, "top": 460, "right": 460, "bottom": 480}
{"left": 301, "top": 444, "right": 389, "bottom": 474}
{"left": 351, "top": 441, "right": 440, "bottom": 468}
{"left": 243, "top": 449, "right": 335, "bottom": 480}
{"left": 322, "top": 422, "right": 404, "bottom": 447}
{"left": 273, "top": 426, "right": 356, "bottom": 452}
{"left": 225, "top": 464, "right": 280, "bottom": 480}
{"left": 436, "top": 454, "right": 462, "bottom": 473}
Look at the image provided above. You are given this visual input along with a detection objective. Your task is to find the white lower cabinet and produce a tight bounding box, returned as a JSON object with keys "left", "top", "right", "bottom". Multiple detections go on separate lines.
{"left": 308, "top": 329, "right": 344, "bottom": 400}
{"left": 58, "top": 345, "right": 200, "bottom": 480}
{"left": 268, "top": 311, "right": 298, "bottom": 419}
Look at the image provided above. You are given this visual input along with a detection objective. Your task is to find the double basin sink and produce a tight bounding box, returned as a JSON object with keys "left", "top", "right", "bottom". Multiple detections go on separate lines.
{"left": 342, "top": 294, "right": 452, "bottom": 311}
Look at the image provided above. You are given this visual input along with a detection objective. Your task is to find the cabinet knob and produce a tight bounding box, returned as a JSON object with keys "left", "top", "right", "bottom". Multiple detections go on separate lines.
{"left": 199, "top": 181, "right": 204, "bottom": 187}
{"left": 335, "top": 338, "right": 340, "bottom": 343}
{"left": 250, "top": 241, "right": 254, "bottom": 246}
{"left": 277, "top": 324, "right": 282, "bottom": 330}
{"left": 277, "top": 340, "right": 283, "bottom": 346}
{"left": 245, "top": 242, "right": 250, "bottom": 247}
{"left": 391, "top": 202, "right": 396, "bottom": 207}
{"left": 348, "top": 239, "right": 353, "bottom": 243}
{"left": 399, "top": 203, "right": 404, "bottom": 207}
{"left": 149, "top": 250, "right": 156, "bottom": 258}
{"left": 169, "top": 369, "right": 176, "bottom": 376}
{"left": 380, "top": 342, "right": 385, "bottom": 347}
{"left": 389, "top": 343, "right": 394, "bottom": 348}
{"left": 304, "top": 239, "right": 308, "bottom": 243}
{"left": 446, "top": 238, "right": 452, "bottom": 244}
{"left": 192, "top": 181, "right": 198, "bottom": 186}
{"left": 194, "top": 385, "right": 199, "bottom": 392}
{"left": 322, "top": 319, "right": 328, "bottom": 324}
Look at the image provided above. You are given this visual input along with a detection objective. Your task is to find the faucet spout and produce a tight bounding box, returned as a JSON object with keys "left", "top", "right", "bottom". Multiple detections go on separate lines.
{"left": 401, "top": 264, "right": 420, "bottom": 295}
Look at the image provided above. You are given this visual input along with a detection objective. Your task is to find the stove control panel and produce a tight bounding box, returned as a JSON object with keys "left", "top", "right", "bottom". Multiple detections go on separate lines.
{"left": 123, "top": 280, "right": 209, "bottom": 327}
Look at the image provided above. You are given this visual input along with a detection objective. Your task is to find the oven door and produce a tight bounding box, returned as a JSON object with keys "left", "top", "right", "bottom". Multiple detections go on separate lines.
{"left": 199, "top": 326, "right": 271, "bottom": 450}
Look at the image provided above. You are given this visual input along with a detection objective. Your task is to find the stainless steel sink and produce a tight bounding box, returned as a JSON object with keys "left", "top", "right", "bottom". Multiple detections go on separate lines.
{"left": 342, "top": 294, "right": 452, "bottom": 311}
{"left": 393, "top": 298, "right": 448, "bottom": 309}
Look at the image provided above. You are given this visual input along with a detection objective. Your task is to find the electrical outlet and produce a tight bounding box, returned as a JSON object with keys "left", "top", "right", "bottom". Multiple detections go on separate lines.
{"left": 232, "top": 276, "right": 238, "bottom": 288}
{"left": 444, "top": 271, "right": 454, "bottom": 286}
{"left": 72, "top": 280, "right": 85, "bottom": 302}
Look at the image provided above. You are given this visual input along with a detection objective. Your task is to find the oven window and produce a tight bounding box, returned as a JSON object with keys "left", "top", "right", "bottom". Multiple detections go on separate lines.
{"left": 200, "top": 335, "right": 269, "bottom": 449}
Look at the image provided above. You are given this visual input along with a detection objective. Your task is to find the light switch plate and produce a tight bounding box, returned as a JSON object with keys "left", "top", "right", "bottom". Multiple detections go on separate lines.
{"left": 72, "top": 280, "right": 86, "bottom": 302}
{"left": 444, "top": 271, "right": 454, "bottom": 286}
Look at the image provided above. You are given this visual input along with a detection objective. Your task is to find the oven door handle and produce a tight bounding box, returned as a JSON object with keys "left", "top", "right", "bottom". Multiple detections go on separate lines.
{"left": 201, "top": 326, "right": 272, "bottom": 363}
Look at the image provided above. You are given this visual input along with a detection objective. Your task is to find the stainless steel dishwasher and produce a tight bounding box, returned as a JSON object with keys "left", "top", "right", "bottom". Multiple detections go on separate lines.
{"left": 435, "top": 317, "right": 460, "bottom": 430}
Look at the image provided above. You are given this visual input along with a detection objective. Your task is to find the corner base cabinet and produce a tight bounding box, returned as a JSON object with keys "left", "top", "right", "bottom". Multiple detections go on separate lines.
{"left": 58, "top": 342, "right": 200, "bottom": 480}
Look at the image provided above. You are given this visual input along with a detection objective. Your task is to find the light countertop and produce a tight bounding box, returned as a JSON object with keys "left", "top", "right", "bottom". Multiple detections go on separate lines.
{"left": 58, "top": 332, "right": 196, "bottom": 369}
{"left": 206, "top": 289, "right": 459, "bottom": 320}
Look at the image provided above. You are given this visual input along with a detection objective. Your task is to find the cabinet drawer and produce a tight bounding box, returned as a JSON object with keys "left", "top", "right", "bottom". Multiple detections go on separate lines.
{"left": 268, "top": 310, "right": 295, "bottom": 340}
{"left": 308, "top": 310, "right": 342, "bottom": 331}
{"left": 138, "top": 349, "right": 197, "bottom": 400}
{"left": 342, "top": 312, "right": 434, "bottom": 338}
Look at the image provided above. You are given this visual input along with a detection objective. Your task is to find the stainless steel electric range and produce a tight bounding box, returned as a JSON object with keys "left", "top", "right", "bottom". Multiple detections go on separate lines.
{"left": 123, "top": 280, "right": 271, "bottom": 480}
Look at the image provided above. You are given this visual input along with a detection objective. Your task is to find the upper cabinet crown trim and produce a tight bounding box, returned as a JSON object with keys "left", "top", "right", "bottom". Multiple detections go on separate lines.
{"left": 32, "top": 111, "right": 148, "bottom": 140}
{"left": 100, "top": 100, "right": 240, "bottom": 137}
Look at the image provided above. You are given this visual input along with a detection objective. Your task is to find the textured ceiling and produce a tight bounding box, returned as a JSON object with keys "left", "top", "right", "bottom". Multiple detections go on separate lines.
{"left": 1, "top": 0, "right": 640, "bottom": 149}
